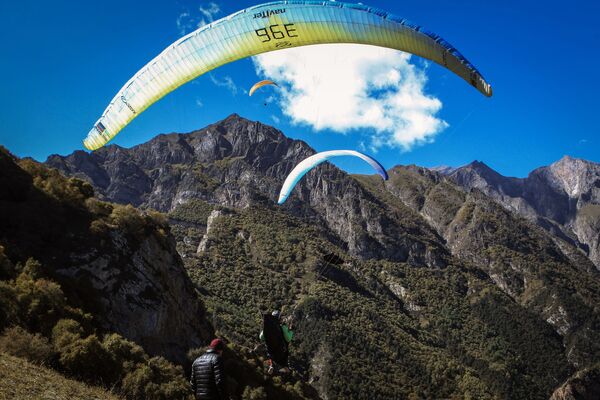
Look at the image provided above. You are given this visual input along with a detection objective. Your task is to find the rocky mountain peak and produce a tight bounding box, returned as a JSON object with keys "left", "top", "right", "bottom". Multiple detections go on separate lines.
{"left": 440, "top": 154, "right": 600, "bottom": 268}
{"left": 193, "top": 113, "right": 288, "bottom": 144}
{"left": 464, "top": 160, "right": 502, "bottom": 177}
{"left": 538, "top": 155, "right": 600, "bottom": 198}
{"left": 448, "top": 159, "right": 516, "bottom": 195}
{"left": 427, "top": 161, "right": 496, "bottom": 178}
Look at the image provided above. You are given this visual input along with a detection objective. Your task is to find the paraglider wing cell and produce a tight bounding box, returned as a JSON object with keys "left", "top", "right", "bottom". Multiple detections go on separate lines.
{"left": 278, "top": 150, "right": 388, "bottom": 204}
{"left": 84, "top": 1, "right": 492, "bottom": 150}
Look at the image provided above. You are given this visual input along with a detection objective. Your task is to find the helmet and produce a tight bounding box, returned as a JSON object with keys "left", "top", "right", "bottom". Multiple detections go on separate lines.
{"left": 272, "top": 310, "right": 281, "bottom": 319}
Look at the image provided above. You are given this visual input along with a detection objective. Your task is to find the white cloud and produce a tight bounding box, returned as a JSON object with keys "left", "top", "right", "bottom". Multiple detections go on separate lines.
{"left": 176, "top": 2, "right": 220, "bottom": 35}
{"left": 209, "top": 74, "right": 238, "bottom": 95}
{"left": 176, "top": 12, "right": 193, "bottom": 35}
{"left": 271, "top": 115, "right": 281, "bottom": 124}
{"left": 195, "top": 98, "right": 204, "bottom": 107}
{"left": 253, "top": 44, "right": 448, "bottom": 151}
{"left": 198, "top": 2, "right": 220, "bottom": 26}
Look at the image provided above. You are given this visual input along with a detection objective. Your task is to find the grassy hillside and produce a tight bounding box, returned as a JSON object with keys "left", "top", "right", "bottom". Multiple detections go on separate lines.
{"left": 0, "top": 352, "right": 120, "bottom": 400}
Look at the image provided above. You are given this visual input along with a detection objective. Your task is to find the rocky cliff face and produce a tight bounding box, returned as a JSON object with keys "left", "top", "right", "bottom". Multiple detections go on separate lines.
{"left": 55, "top": 222, "right": 212, "bottom": 362}
{"left": 47, "top": 115, "right": 312, "bottom": 210}
{"left": 0, "top": 148, "right": 212, "bottom": 362}
{"left": 47, "top": 114, "right": 447, "bottom": 267}
{"left": 444, "top": 157, "right": 600, "bottom": 268}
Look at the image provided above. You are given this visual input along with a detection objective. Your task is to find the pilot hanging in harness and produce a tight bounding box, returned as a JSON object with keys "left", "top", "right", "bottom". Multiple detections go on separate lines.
{"left": 259, "top": 310, "right": 294, "bottom": 374}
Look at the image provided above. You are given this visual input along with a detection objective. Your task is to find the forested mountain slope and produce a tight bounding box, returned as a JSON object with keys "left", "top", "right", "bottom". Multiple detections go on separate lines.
{"left": 45, "top": 115, "right": 600, "bottom": 399}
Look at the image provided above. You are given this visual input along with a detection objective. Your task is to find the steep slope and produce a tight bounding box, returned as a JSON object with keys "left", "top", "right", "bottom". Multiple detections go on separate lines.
{"left": 0, "top": 352, "right": 121, "bottom": 400}
{"left": 446, "top": 157, "right": 600, "bottom": 268}
{"left": 2, "top": 147, "right": 319, "bottom": 400}
{"left": 358, "top": 165, "right": 600, "bottom": 370}
{"left": 47, "top": 114, "right": 447, "bottom": 267}
{"left": 0, "top": 147, "right": 212, "bottom": 362}
{"left": 182, "top": 204, "right": 571, "bottom": 399}
{"left": 45, "top": 115, "right": 600, "bottom": 398}
{"left": 550, "top": 365, "right": 600, "bottom": 400}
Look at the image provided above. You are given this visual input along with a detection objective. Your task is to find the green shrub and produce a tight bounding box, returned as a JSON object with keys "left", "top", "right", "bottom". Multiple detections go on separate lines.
{"left": 52, "top": 318, "right": 84, "bottom": 347}
{"left": 102, "top": 333, "right": 148, "bottom": 381}
{"left": 90, "top": 219, "right": 109, "bottom": 235}
{"left": 20, "top": 258, "right": 44, "bottom": 280}
{"left": 0, "top": 282, "right": 18, "bottom": 330}
{"left": 186, "top": 347, "right": 204, "bottom": 363}
{"left": 121, "top": 356, "right": 191, "bottom": 400}
{"left": 57, "top": 333, "right": 113, "bottom": 384}
{"left": 19, "top": 159, "right": 93, "bottom": 205}
{"left": 0, "top": 325, "right": 56, "bottom": 365}
{"left": 110, "top": 205, "right": 147, "bottom": 236}
{"left": 52, "top": 319, "right": 116, "bottom": 383}
{"left": 146, "top": 210, "right": 169, "bottom": 229}
{"left": 85, "top": 197, "right": 114, "bottom": 216}
{"left": 242, "top": 386, "right": 267, "bottom": 400}
{"left": 14, "top": 261, "right": 66, "bottom": 334}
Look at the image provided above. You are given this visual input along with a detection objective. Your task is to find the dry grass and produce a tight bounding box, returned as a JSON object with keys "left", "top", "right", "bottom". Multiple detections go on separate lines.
{"left": 0, "top": 352, "right": 121, "bottom": 400}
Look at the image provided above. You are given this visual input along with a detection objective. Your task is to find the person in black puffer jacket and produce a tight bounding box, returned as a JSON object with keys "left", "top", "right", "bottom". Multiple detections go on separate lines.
{"left": 190, "top": 338, "right": 226, "bottom": 400}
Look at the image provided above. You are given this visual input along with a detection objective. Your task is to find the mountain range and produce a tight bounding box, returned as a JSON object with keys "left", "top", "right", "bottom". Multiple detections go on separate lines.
{"left": 445, "top": 157, "right": 600, "bottom": 269}
{"left": 46, "top": 115, "right": 600, "bottom": 273}
{"left": 2, "top": 114, "right": 599, "bottom": 399}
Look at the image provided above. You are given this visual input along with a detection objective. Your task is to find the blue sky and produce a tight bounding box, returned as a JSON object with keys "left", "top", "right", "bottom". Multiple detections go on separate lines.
{"left": 0, "top": 0, "right": 598, "bottom": 177}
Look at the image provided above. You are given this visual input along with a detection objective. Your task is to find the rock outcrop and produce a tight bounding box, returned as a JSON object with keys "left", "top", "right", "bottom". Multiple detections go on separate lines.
{"left": 56, "top": 224, "right": 212, "bottom": 363}
{"left": 550, "top": 366, "right": 600, "bottom": 400}
{"left": 0, "top": 148, "right": 212, "bottom": 363}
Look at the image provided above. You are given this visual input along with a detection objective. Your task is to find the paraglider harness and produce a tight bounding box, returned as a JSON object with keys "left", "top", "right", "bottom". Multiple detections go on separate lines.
{"left": 260, "top": 312, "right": 294, "bottom": 373}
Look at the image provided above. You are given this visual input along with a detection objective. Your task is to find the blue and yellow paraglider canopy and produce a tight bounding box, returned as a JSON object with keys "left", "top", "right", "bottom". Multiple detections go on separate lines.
{"left": 84, "top": 1, "right": 492, "bottom": 151}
